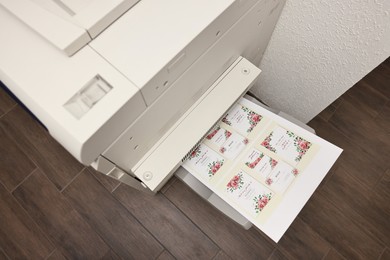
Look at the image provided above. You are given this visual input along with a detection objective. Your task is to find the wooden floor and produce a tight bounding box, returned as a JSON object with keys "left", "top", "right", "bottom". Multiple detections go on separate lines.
{"left": 0, "top": 57, "right": 389, "bottom": 260}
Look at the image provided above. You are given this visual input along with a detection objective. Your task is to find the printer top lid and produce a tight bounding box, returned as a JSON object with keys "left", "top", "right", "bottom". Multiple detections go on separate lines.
{"left": 0, "top": 0, "right": 139, "bottom": 56}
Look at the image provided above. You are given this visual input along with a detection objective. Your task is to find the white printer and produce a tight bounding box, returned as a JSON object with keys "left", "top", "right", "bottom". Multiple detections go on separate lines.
{"left": 0, "top": 0, "right": 341, "bottom": 242}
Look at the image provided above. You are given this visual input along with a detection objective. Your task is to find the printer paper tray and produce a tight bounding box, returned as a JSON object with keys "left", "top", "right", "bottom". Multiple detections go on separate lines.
{"left": 179, "top": 97, "right": 342, "bottom": 243}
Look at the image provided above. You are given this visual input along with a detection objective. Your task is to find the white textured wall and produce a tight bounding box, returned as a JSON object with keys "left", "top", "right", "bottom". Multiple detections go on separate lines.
{"left": 252, "top": 0, "right": 390, "bottom": 123}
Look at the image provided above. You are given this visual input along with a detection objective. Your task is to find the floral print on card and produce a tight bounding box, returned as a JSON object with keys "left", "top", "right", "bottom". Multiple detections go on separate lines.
{"left": 189, "top": 146, "right": 201, "bottom": 159}
{"left": 261, "top": 126, "right": 312, "bottom": 165}
{"left": 293, "top": 135, "right": 312, "bottom": 161}
{"left": 226, "top": 173, "right": 244, "bottom": 192}
{"left": 208, "top": 160, "right": 224, "bottom": 177}
{"left": 222, "top": 104, "right": 263, "bottom": 135}
{"left": 244, "top": 149, "right": 264, "bottom": 169}
{"left": 206, "top": 126, "right": 233, "bottom": 147}
{"left": 185, "top": 143, "right": 225, "bottom": 179}
{"left": 261, "top": 132, "right": 276, "bottom": 153}
{"left": 245, "top": 151, "right": 277, "bottom": 179}
{"left": 219, "top": 131, "right": 248, "bottom": 159}
{"left": 226, "top": 170, "right": 273, "bottom": 215}
{"left": 253, "top": 194, "right": 272, "bottom": 213}
{"left": 206, "top": 126, "right": 220, "bottom": 140}
{"left": 263, "top": 160, "right": 299, "bottom": 193}
{"left": 242, "top": 107, "right": 262, "bottom": 133}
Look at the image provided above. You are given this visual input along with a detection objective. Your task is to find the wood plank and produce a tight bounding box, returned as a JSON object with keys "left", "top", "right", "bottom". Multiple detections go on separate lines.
{"left": 0, "top": 248, "right": 10, "bottom": 260}
{"left": 375, "top": 101, "right": 390, "bottom": 134}
{"left": 329, "top": 98, "right": 390, "bottom": 169}
{"left": 12, "top": 169, "right": 109, "bottom": 259}
{"left": 0, "top": 85, "right": 16, "bottom": 117}
{"left": 164, "top": 180, "right": 275, "bottom": 260}
{"left": 0, "top": 106, "right": 84, "bottom": 190}
{"left": 321, "top": 166, "right": 390, "bottom": 247}
{"left": 0, "top": 181, "right": 54, "bottom": 259}
{"left": 0, "top": 126, "right": 36, "bottom": 191}
{"left": 160, "top": 175, "right": 178, "bottom": 194}
{"left": 113, "top": 182, "right": 219, "bottom": 259}
{"left": 213, "top": 250, "right": 232, "bottom": 260}
{"left": 384, "top": 56, "right": 390, "bottom": 66}
{"left": 317, "top": 163, "right": 338, "bottom": 191}
{"left": 267, "top": 249, "right": 290, "bottom": 260}
{"left": 379, "top": 248, "right": 390, "bottom": 260}
{"left": 88, "top": 167, "right": 120, "bottom": 193}
{"left": 362, "top": 63, "right": 390, "bottom": 98}
{"left": 308, "top": 117, "right": 386, "bottom": 188}
{"left": 278, "top": 217, "right": 330, "bottom": 259}
{"left": 323, "top": 248, "right": 347, "bottom": 260}
{"left": 299, "top": 192, "right": 384, "bottom": 259}
{"left": 46, "top": 250, "right": 67, "bottom": 260}
{"left": 156, "top": 250, "right": 176, "bottom": 260}
{"left": 63, "top": 169, "right": 164, "bottom": 259}
{"left": 101, "top": 249, "right": 122, "bottom": 260}
{"left": 318, "top": 97, "right": 344, "bottom": 122}
{"left": 372, "top": 169, "right": 390, "bottom": 216}
{"left": 343, "top": 80, "right": 388, "bottom": 118}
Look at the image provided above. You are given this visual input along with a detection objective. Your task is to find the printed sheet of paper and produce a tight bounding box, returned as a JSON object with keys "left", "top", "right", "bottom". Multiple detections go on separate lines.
{"left": 225, "top": 170, "right": 273, "bottom": 215}
{"left": 260, "top": 126, "right": 312, "bottom": 165}
{"left": 185, "top": 143, "right": 225, "bottom": 179}
{"left": 182, "top": 97, "right": 342, "bottom": 242}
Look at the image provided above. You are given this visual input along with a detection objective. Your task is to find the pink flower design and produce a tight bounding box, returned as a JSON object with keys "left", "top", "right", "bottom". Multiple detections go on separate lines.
{"left": 245, "top": 154, "right": 263, "bottom": 169}
{"left": 219, "top": 147, "right": 226, "bottom": 153}
{"left": 242, "top": 107, "right": 262, "bottom": 133}
{"left": 243, "top": 138, "right": 249, "bottom": 145}
{"left": 215, "top": 162, "right": 221, "bottom": 170}
{"left": 207, "top": 160, "right": 224, "bottom": 177}
{"left": 259, "top": 201, "right": 266, "bottom": 209}
{"left": 224, "top": 130, "right": 232, "bottom": 139}
{"left": 226, "top": 173, "right": 244, "bottom": 192}
{"left": 298, "top": 140, "right": 309, "bottom": 150}
{"left": 251, "top": 113, "right": 260, "bottom": 123}
{"left": 254, "top": 193, "right": 272, "bottom": 213}
{"left": 269, "top": 158, "right": 278, "bottom": 168}
{"left": 265, "top": 178, "right": 273, "bottom": 185}
{"left": 292, "top": 169, "right": 299, "bottom": 176}
{"left": 261, "top": 133, "right": 276, "bottom": 153}
{"left": 206, "top": 126, "right": 220, "bottom": 140}
{"left": 293, "top": 136, "right": 312, "bottom": 162}
{"left": 190, "top": 147, "right": 201, "bottom": 158}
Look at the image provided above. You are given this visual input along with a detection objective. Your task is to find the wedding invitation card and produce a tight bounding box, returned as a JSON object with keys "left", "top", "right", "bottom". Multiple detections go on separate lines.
{"left": 261, "top": 126, "right": 312, "bottom": 165}
{"left": 225, "top": 170, "right": 273, "bottom": 215}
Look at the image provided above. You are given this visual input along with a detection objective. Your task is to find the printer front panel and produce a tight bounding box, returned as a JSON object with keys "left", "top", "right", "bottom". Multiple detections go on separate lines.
{"left": 101, "top": 0, "right": 286, "bottom": 190}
